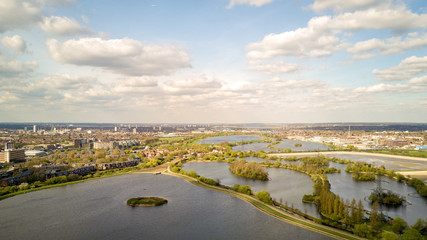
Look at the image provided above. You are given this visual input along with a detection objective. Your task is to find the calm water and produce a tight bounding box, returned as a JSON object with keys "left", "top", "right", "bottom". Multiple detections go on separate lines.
{"left": 232, "top": 142, "right": 278, "bottom": 153}
{"left": 274, "top": 140, "right": 331, "bottom": 152}
{"left": 327, "top": 154, "right": 427, "bottom": 171}
{"left": 198, "top": 135, "right": 262, "bottom": 144}
{"left": 0, "top": 174, "right": 331, "bottom": 240}
{"left": 327, "top": 162, "right": 427, "bottom": 225}
{"left": 183, "top": 162, "right": 320, "bottom": 218}
{"left": 279, "top": 153, "right": 427, "bottom": 171}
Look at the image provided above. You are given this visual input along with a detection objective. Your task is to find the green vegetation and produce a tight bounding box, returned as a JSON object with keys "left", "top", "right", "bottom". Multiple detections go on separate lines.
{"left": 126, "top": 197, "right": 168, "bottom": 207}
{"left": 255, "top": 190, "right": 273, "bottom": 204}
{"left": 367, "top": 149, "right": 427, "bottom": 159}
{"left": 351, "top": 172, "right": 376, "bottom": 181}
{"left": 229, "top": 161, "right": 268, "bottom": 181}
{"left": 230, "top": 184, "right": 253, "bottom": 195}
{"left": 368, "top": 189, "right": 405, "bottom": 206}
{"left": 345, "top": 162, "right": 395, "bottom": 181}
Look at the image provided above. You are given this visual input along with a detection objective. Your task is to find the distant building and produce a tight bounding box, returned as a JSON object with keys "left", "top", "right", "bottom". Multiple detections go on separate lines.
{"left": 93, "top": 141, "right": 119, "bottom": 149}
{"left": 33, "top": 125, "right": 37, "bottom": 133}
{"left": 0, "top": 143, "right": 25, "bottom": 163}
{"left": 25, "top": 150, "right": 46, "bottom": 157}
{"left": 74, "top": 139, "right": 93, "bottom": 149}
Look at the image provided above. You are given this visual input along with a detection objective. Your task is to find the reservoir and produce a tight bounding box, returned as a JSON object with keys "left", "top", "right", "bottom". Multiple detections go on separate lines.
{"left": 0, "top": 174, "right": 331, "bottom": 240}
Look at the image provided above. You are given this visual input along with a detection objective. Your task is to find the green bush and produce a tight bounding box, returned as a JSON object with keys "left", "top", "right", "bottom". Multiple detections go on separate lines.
{"left": 256, "top": 190, "right": 273, "bottom": 205}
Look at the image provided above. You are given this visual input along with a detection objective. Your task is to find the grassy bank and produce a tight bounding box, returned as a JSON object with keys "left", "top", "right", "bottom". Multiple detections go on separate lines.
{"left": 366, "top": 150, "right": 427, "bottom": 159}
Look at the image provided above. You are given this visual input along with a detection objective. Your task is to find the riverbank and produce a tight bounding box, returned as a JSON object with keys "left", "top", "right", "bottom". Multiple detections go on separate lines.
{"left": 164, "top": 170, "right": 362, "bottom": 240}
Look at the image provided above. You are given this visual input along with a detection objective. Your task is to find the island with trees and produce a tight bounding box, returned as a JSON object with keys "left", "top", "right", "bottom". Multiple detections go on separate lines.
{"left": 229, "top": 161, "right": 269, "bottom": 181}
{"left": 127, "top": 197, "right": 168, "bottom": 207}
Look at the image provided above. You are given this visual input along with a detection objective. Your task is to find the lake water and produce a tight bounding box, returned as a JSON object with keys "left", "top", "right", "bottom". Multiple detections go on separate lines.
{"left": 183, "top": 160, "right": 427, "bottom": 225}
{"left": 278, "top": 153, "right": 427, "bottom": 171}
{"left": 183, "top": 162, "right": 320, "bottom": 218}
{"left": 232, "top": 142, "right": 278, "bottom": 153}
{"left": 273, "top": 140, "right": 331, "bottom": 152}
{"left": 327, "top": 162, "right": 427, "bottom": 225}
{"left": 198, "top": 135, "right": 262, "bottom": 144}
{"left": 0, "top": 174, "right": 331, "bottom": 240}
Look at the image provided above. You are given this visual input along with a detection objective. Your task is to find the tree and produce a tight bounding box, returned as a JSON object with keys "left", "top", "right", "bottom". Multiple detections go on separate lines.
{"left": 380, "top": 232, "right": 399, "bottom": 240}
{"left": 401, "top": 228, "right": 423, "bottom": 240}
{"left": 370, "top": 201, "right": 380, "bottom": 229}
{"left": 256, "top": 191, "right": 273, "bottom": 205}
{"left": 412, "top": 219, "right": 426, "bottom": 236}
{"left": 356, "top": 199, "right": 364, "bottom": 224}
{"left": 333, "top": 194, "right": 340, "bottom": 216}
{"left": 352, "top": 223, "right": 371, "bottom": 238}
{"left": 350, "top": 198, "right": 356, "bottom": 223}
{"left": 392, "top": 217, "right": 408, "bottom": 234}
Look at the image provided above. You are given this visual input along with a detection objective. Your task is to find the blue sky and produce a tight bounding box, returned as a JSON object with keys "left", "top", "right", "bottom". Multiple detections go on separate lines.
{"left": 0, "top": 0, "right": 427, "bottom": 123}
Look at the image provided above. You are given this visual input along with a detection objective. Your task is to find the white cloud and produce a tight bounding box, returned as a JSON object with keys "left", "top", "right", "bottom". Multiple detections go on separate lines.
{"left": 354, "top": 83, "right": 412, "bottom": 93}
{"left": 310, "top": 0, "right": 386, "bottom": 13}
{"left": 247, "top": 4, "right": 427, "bottom": 60}
{"left": 37, "top": 74, "right": 96, "bottom": 90}
{"left": 38, "top": 16, "right": 91, "bottom": 36}
{"left": 247, "top": 61, "right": 306, "bottom": 75}
{"left": 46, "top": 37, "right": 191, "bottom": 76}
{"left": 0, "top": 0, "right": 42, "bottom": 32}
{"left": 0, "top": 56, "right": 37, "bottom": 77}
{"left": 1, "top": 35, "right": 27, "bottom": 54}
{"left": 265, "top": 78, "right": 328, "bottom": 89}
{"left": 227, "top": 0, "right": 274, "bottom": 8}
{"left": 329, "top": 6, "right": 427, "bottom": 33}
{"left": 408, "top": 76, "right": 427, "bottom": 86}
{"left": 42, "top": 0, "right": 77, "bottom": 5}
{"left": 163, "top": 75, "right": 222, "bottom": 95}
{"left": 373, "top": 56, "right": 427, "bottom": 82}
{"left": 348, "top": 33, "right": 427, "bottom": 58}
{"left": 246, "top": 16, "right": 344, "bottom": 59}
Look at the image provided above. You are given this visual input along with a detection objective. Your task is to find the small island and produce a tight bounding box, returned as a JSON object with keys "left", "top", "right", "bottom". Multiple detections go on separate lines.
{"left": 127, "top": 197, "right": 168, "bottom": 207}
{"left": 368, "top": 190, "right": 405, "bottom": 206}
{"left": 294, "top": 143, "right": 302, "bottom": 147}
{"left": 229, "top": 161, "right": 269, "bottom": 181}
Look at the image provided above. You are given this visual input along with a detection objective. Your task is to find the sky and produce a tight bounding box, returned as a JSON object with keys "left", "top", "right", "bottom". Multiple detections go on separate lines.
{"left": 0, "top": 0, "right": 427, "bottom": 124}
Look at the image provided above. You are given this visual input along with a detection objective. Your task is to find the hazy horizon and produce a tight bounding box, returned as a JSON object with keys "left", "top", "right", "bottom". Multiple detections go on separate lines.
{"left": 1, "top": 0, "right": 427, "bottom": 123}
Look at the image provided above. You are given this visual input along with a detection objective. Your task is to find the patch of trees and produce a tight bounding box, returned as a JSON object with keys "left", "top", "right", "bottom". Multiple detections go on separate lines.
{"left": 229, "top": 161, "right": 268, "bottom": 181}
{"left": 255, "top": 190, "right": 273, "bottom": 204}
{"left": 127, "top": 197, "right": 167, "bottom": 207}
{"left": 230, "top": 184, "right": 253, "bottom": 195}
{"left": 170, "top": 167, "right": 219, "bottom": 186}
{"left": 352, "top": 172, "right": 376, "bottom": 181}
{"left": 345, "top": 162, "right": 395, "bottom": 180}
{"left": 368, "top": 189, "right": 405, "bottom": 206}
{"left": 279, "top": 155, "right": 340, "bottom": 175}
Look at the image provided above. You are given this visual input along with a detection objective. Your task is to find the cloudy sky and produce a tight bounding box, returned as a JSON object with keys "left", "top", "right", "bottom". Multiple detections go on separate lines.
{"left": 1, "top": 0, "right": 427, "bottom": 123}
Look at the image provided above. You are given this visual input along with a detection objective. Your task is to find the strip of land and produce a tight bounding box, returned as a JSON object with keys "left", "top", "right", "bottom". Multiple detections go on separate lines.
{"left": 270, "top": 151, "right": 427, "bottom": 162}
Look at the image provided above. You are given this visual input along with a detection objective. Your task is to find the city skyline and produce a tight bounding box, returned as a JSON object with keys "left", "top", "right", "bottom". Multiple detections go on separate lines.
{"left": 1, "top": 0, "right": 427, "bottom": 123}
